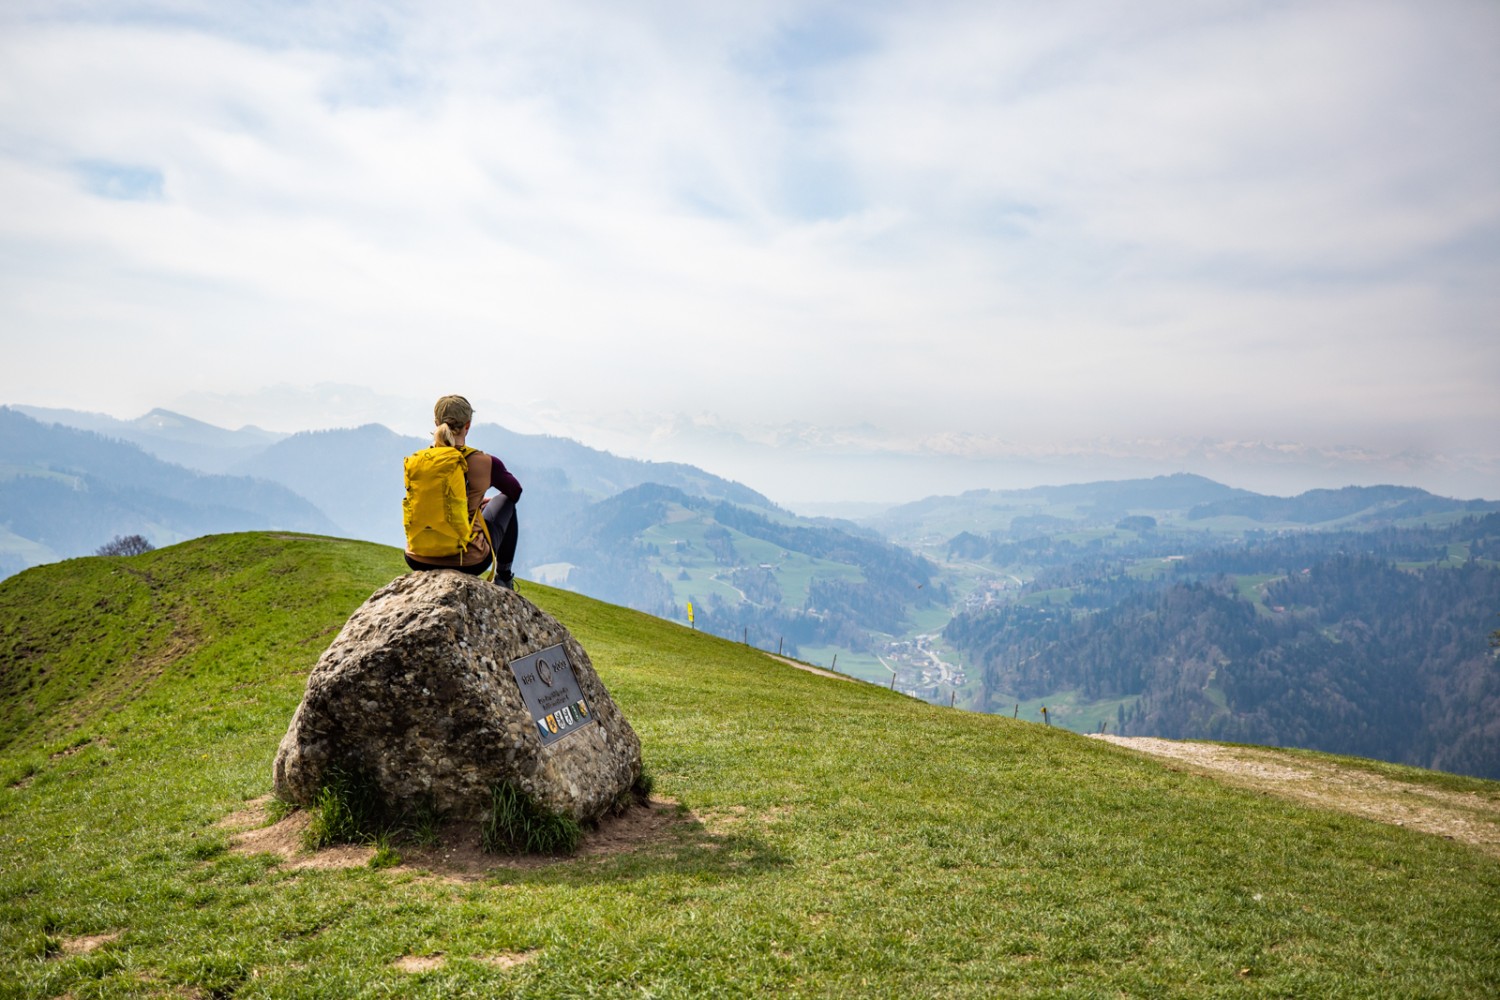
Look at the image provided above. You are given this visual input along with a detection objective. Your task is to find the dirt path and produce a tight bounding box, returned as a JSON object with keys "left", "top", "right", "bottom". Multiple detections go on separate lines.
{"left": 765, "top": 654, "right": 854, "bottom": 683}
{"left": 1091, "top": 735, "right": 1500, "bottom": 857}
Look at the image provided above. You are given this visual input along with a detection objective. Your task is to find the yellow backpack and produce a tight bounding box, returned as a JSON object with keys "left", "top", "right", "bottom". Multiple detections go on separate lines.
{"left": 402, "top": 445, "right": 495, "bottom": 578}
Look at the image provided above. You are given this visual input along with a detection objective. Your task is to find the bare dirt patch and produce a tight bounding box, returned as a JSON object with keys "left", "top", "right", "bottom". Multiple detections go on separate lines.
{"left": 49, "top": 738, "right": 108, "bottom": 760}
{"left": 227, "top": 796, "right": 692, "bottom": 880}
{"left": 228, "top": 807, "right": 375, "bottom": 870}
{"left": 696, "top": 803, "right": 795, "bottom": 837}
{"left": 477, "top": 950, "right": 539, "bottom": 970}
{"left": 215, "top": 794, "right": 274, "bottom": 831}
{"left": 577, "top": 796, "right": 690, "bottom": 857}
{"left": 1092, "top": 735, "right": 1500, "bottom": 856}
{"left": 394, "top": 954, "right": 445, "bottom": 973}
{"left": 392, "top": 951, "right": 537, "bottom": 973}
{"left": 59, "top": 932, "right": 120, "bottom": 955}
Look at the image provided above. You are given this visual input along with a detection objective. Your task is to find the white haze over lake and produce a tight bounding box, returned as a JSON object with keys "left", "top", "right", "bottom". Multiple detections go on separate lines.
{"left": 1, "top": 1, "right": 1497, "bottom": 506}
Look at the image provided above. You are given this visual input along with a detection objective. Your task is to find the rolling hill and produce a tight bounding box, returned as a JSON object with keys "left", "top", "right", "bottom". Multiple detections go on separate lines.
{"left": 0, "top": 407, "right": 938, "bottom": 680}
{"left": 537, "top": 483, "right": 944, "bottom": 666}
{"left": 1, "top": 533, "right": 1496, "bottom": 997}
{"left": 8, "top": 405, "right": 1500, "bottom": 756}
{"left": 0, "top": 408, "right": 336, "bottom": 577}
{"left": 227, "top": 421, "right": 778, "bottom": 552}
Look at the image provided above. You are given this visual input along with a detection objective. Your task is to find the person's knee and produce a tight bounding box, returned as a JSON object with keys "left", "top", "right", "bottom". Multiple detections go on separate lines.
{"left": 484, "top": 497, "right": 514, "bottom": 532}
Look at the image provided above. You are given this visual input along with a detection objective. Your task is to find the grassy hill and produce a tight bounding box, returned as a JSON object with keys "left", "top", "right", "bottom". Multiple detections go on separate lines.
{"left": 547, "top": 483, "right": 941, "bottom": 680}
{"left": 1, "top": 534, "right": 1497, "bottom": 998}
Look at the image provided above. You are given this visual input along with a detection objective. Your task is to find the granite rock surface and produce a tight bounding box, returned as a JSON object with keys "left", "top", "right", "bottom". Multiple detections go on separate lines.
{"left": 273, "top": 572, "right": 641, "bottom": 823}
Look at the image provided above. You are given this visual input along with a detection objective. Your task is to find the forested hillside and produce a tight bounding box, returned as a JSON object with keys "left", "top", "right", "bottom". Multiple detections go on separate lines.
{"left": 945, "top": 515, "right": 1500, "bottom": 778}
{"left": 539, "top": 483, "right": 943, "bottom": 656}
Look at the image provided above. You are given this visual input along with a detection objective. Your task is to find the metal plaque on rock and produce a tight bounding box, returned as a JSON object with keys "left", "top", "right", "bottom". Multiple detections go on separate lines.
{"left": 508, "top": 644, "right": 594, "bottom": 746}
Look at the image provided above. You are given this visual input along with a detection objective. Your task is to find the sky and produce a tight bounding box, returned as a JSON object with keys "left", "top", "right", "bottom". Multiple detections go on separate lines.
{"left": 2, "top": 0, "right": 1498, "bottom": 507}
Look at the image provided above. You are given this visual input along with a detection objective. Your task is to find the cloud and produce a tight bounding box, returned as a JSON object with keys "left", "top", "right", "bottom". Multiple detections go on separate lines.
{"left": 0, "top": 0, "right": 1495, "bottom": 496}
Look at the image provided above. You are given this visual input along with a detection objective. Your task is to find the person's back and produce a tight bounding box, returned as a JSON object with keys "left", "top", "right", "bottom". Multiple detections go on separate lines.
{"left": 402, "top": 394, "right": 522, "bottom": 587}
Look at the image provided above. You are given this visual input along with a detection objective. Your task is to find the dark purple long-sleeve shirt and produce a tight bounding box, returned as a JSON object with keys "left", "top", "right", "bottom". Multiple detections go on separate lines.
{"left": 489, "top": 456, "right": 522, "bottom": 503}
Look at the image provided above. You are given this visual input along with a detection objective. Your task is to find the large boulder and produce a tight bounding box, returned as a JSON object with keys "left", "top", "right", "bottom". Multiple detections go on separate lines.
{"left": 273, "top": 572, "right": 641, "bottom": 824}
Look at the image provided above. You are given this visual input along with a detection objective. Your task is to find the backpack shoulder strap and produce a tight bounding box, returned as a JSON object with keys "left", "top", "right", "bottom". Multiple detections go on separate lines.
{"left": 457, "top": 445, "right": 497, "bottom": 582}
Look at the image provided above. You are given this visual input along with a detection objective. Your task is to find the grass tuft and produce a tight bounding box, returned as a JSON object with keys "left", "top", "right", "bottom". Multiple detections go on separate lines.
{"left": 404, "top": 796, "right": 443, "bottom": 848}
{"left": 265, "top": 795, "right": 297, "bottom": 824}
{"left": 302, "top": 766, "right": 387, "bottom": 850}
{"left": 369, "top": 834, "right": 402, "bottom": 870}
{"left": 481, "top": 783, "right": 583, "bottom": 855}
{"left": 633, "top": 762, "right": 655, "bottom": 800}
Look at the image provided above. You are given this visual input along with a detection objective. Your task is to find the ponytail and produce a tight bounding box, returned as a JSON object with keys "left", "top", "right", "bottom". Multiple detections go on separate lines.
{"left": 431, "top": 395, "right": 472, "bottom": 448}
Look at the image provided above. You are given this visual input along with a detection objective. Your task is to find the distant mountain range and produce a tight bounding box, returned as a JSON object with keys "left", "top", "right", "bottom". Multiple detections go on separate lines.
{"left": 871, "top": 472, "right": 1498, "bottom": 547}
{"left": 13, "top": 405, "right": 286, "bottom": 474}
{"left": 0, "top": 407, "right": 333, "bottom": 576}
{"left": 0, "top": 406, "right": 781, "bottom": 580}
{"left": 227, "top": 421, "right": 778, "bottom": 550}
{"left": 8, "top": 402, "right": 1500, "bottom": 776}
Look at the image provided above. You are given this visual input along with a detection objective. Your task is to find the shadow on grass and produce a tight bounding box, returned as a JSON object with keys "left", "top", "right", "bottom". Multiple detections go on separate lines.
{"left": 419, "top": 799, "right": 794, "bottom": 888}
{"left": 485, "top": 815, "right": 793, "bottom": 888}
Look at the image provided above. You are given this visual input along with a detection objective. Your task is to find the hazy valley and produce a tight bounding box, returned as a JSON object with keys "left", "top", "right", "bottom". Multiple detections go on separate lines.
{"left": 5, "top": 403, "right": 1498, "bottom": 778}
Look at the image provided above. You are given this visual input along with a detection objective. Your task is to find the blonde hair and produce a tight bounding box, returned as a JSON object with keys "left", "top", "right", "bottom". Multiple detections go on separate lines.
{"left": 432, "top": 395, "right": 472, "bottom": 448}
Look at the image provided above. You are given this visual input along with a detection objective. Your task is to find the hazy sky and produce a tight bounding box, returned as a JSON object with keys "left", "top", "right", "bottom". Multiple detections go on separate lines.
{"left": 2, "top": 1, "right": 1498, "bottom": 503}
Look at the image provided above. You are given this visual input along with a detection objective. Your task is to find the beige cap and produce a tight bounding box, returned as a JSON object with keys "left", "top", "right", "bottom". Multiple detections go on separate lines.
{"left": 434, "top": 394, "right": 473, "bottom": 429}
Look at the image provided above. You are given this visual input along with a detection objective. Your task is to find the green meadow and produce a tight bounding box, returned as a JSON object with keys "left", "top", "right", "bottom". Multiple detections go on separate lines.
{"left": 1, "top": 533, "right": 1497, "bottom": 998}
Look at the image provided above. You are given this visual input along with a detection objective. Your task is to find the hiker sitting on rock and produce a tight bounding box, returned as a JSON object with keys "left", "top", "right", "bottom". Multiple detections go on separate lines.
{"left": 402, "top": 394, "right": 522, "bottom": 588}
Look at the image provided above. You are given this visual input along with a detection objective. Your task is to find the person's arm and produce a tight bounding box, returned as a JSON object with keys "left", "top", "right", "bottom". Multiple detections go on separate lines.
{"left": 490, "top": 456, "right": 522, "bottom": 502}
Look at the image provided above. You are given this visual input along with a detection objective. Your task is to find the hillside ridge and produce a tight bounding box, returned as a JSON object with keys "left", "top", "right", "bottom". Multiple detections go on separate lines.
{"left": 3, "top": 533, "right": 1498, "bottom": 997}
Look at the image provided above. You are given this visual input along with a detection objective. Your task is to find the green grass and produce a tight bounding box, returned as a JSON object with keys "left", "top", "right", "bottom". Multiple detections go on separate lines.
{"left": 992, "top": 689, "right": 1142, "bottom": 735}
{"left": 2, "top": 532, "right": 1498, "bottom": 997}
{"left": 904, "top": 602, "right": 956, "bottom": 634}
{"left": 481, "top": 783, "right": 584, "bottom": 856}
{"left": 1126, "top": 557, "right": 1180, "bottom": 580}
{"left": 1232, "top": 573, "right": 1285, "bottom": 616}
{"left": 644, "top": 516, "right": 866, "bottom": 610}
{"left": 791, "top": 644, "right": 889, "bottom": 685}
{"left": 1255, "top": 745, "right": 1500, "bottom": 799}
{"left": 1018, "top": 586, "right": 1076, "bottom": 608}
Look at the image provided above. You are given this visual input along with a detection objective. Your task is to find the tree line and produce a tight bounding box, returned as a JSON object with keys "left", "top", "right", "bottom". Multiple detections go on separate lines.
{"left": 945, "top": 517, "right": 1500, "bottom": 779}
